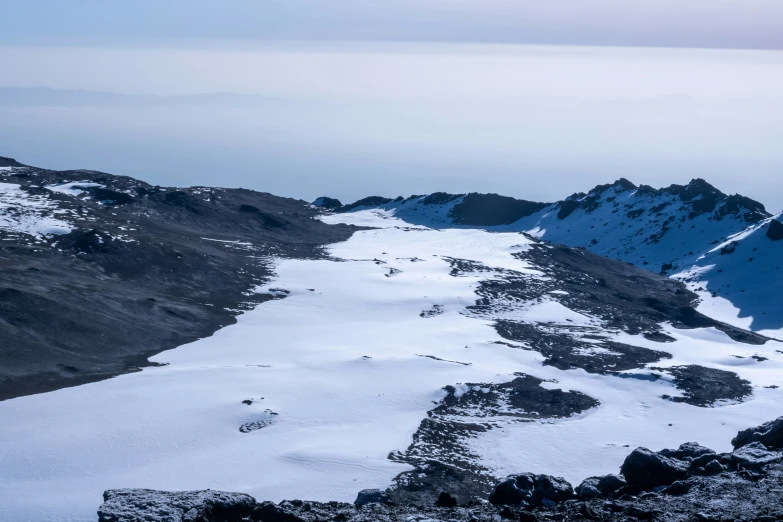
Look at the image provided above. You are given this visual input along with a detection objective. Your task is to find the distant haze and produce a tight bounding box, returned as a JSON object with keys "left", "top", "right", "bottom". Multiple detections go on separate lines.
{"left": 1, "top": 2, "right": 782, "bottom": 211}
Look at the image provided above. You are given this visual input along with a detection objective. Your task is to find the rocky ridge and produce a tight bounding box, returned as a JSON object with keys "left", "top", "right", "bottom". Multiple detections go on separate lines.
{"left": 315, "top": 180, "right": 781, "bottom": 333}
{"left": 0, "top": 157, "right": 358, "bottom": 400}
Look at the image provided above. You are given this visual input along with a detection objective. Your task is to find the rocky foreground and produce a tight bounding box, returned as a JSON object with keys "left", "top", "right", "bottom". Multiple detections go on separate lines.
{"left": 98, "top": 417, "right": 783, "bottom": 522}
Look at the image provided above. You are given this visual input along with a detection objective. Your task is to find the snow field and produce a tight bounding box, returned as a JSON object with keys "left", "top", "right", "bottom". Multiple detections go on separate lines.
{"left": 0, "top": 210, "right": 780, "bottom": 522}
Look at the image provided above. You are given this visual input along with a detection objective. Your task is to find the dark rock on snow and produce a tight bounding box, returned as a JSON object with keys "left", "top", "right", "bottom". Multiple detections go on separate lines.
{"left": 488, "top": 473, "right": 574, "bottom": 507}
{"left": 98, "top": 489, "right": 256, "bottom": 522}
{"left": 435, "top": 491, "right": 458, "bottom": 507}
{"left": 353, "top": 489, "right": 390, "bottom": 506}
{"left": 575, "top": 474, "right": 626, "bottom": 499}
{"left": 620, "top": 447, "right": 689, "bottom": 490}
{"left": 767, "top": 218, "right": 783, "bottom": 241}
{"left": 732, "top": 416, "right": 783, "bottom": 449}
{"left": 729, "top": 442, "right": 783, "bottom": 468}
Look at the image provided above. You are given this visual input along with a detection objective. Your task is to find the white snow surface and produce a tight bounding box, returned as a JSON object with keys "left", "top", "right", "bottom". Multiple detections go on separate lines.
{"left": 45, "top": 181, "right": 104, "bottom": 196}
{"left": 673, "top": 213, "right": 783, "bottom": 337}
{"left": 0, "top": 182, "right": 73, "bottom": 237}
{"left": 343, "top": 190, "right": 781, "bottom": 337}
{"left": 1, "top": 210, "right": 782, "bottom": 522}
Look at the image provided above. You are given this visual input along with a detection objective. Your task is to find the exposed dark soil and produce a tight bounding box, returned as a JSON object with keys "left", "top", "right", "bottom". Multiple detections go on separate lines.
{"left": 0, "top": 161, "right": 358, "bottom": 401}
{"left": 654, "top": 365, "right": 753, "bottom": 407}
{"left": 387, "top": 374, "right": 599, "bottom": 506}
{"left": 495, "top": 321, "right": 672, "bottom": 374}
{"left": 515, "top": 243, "right": 770, "bottom": 345}
{"left": 443, "top": 238, "right": 768, "bottom": 408}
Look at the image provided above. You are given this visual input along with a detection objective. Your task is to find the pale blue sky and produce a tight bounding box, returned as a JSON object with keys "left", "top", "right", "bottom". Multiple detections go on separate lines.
{"left": 1, "top": 1, "right": 782, "bottom": 209}
{"left": 2, "top": 0, "right": 783, "bottom": 49}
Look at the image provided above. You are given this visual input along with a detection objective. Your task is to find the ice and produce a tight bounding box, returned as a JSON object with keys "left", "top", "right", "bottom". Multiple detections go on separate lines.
{"left": 0, "top": 210, "right": 780, "bottom": 522}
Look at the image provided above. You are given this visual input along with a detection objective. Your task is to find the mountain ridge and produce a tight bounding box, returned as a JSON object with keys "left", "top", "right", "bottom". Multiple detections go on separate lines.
{"left": 315, "top": 178, "right": 780, "bottom": 333}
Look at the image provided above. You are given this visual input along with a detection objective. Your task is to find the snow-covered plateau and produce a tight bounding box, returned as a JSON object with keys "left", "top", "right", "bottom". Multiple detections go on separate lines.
{"left": 1, "top": 209, "right": 781, "bottom": 522}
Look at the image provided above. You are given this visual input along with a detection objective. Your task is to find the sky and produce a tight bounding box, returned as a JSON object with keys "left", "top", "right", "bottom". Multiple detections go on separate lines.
{"left": 1, "top": 1, "right": 782, "bottom": 210}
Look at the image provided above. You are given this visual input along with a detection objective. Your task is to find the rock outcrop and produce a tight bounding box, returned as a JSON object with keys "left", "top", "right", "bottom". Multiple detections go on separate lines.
{"left": 733, "top": 417, "right": 783, "bottom": 450}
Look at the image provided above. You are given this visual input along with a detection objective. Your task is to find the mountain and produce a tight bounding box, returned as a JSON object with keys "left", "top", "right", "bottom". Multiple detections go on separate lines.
{"left": 0, "top": 157, "right": 356, "bottom": 400}
{"left": 1, "top": 157, "right": 782, "bottom": 521}
{"left": 317, "top": 178, "right": 780, "bottom": 334}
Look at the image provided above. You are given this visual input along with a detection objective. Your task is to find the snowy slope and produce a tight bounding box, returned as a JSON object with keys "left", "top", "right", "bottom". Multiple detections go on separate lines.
{"left": 322, "top": 179, "right": 777, "bottom": 334}
{"left": 323, "top": 179, "right": 769, "bottom": 272}
{"left": 674, "top": 214, "right": 783, "bottom": 337}
{"left": 1, "top": 210, "right": 780, "bottom": 522}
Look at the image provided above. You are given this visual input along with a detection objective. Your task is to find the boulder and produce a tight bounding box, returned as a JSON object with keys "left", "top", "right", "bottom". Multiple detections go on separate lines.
{"left": 660, "top": 442, "right": 715, "bottom": 461}
{"left": 435, "top": 492, "right": 457, "bottom": 508}
{"left": 704, "top": 460, "right": 724, "bottom": 474}
{"left": 732, "top": 416, "right": 783, "bottom": 449}
{"left": 489, "top": 473, "right": 573, "bottom": 507}
{"left": 353, "top": 489, "right": 390, "bottom": 507}
{"left": 767, "top": 219, "right": 783, "bottom": 241}
{"left": 730, "top": 442, "right": 783, "bottom": 469}
{"left": 620, "top": 448, "right": 689, "bottom": 490}
{"left": 663, "top": 480, "right": 691, "bottom": 496}
{"left": 251, "top": 501, "right": 306, "bottom": 522}
{"left": 690, "top": 452, "right": 720, "bottom": 469}
{"left": 98, "top": 489, "right": 257, "bottom": 522}
{"left": 575, "top": 474, "right": 626, "bottom": 499}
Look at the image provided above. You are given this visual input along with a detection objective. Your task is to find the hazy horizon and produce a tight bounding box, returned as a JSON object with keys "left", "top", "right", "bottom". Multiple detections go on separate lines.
{"left": 2, "top": 2, "right": 782, "bottom": 211}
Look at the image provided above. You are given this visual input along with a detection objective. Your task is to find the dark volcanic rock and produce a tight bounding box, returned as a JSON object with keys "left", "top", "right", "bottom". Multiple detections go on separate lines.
{"left": 252, "top": 501, "right": 307, "bottom": 522}
{"left": 311, "top": 196, "right": 343, "bottom": 210}
{"left": 447, "top": 193, "right": 548, "bottom": 226}
{"left": 767, "top": 219, "right": 783, "bottom": 241}
{"left": 339, "top": 196, "right": 394, "bottom": 212}
{"left": 659, "top": 442, "right": 716, "bottom": 461}
{"left": 575, "top": 474, "right": 626, "bottom": 499}
{"left": 353, "top": 489, "right": 390, "bottom": 506}
{"left": 489, "top": 473, "right": 574, "bottom": 507}
{"left": 656, "top": 365, "right": 753, "bottom": 406}
{"left": 432, "top": 374, "right": 599, "bottom": 420}
{"left": 0, "top": 162, "right": 358, "bottom": 401}
{"left": 387, "top": 374, "right": 597, "bottom": 506}
{"left": 0, "top": 155, "right": 25, "bottom": 167}
{"left": 730, "top": 442, "right": 783, "bottom": 468}
{"left": 98, "top": 488, "right": 256, "bottom": 522}
{"left": 620, "top": 447, "right": 689, "bottom": 490}
{"left": 732, "top": 416, "right": 783, "bottom": 449}
{"left": 435, "top": 491, "right": 458, "bottom": 507}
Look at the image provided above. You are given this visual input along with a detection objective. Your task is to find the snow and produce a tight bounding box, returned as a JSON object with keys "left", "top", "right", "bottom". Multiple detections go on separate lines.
{"left": 0, "top": 210, "right": 781, "bottom": 522}
{"left": 0, "top": 182, "right": 74, "bottom": 237}
{"left": 341, "top": 189, "right": 780, "bottom": 337}
{"left": 45, "top": 181, "right": 104, "bottom": 196}
{"left": 673, "top": 214, "right": 783, "bottom": 337}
